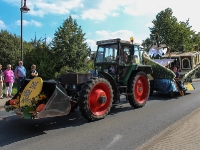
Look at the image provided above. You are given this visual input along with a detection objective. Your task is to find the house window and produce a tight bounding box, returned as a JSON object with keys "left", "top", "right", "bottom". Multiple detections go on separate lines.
{"left": 182, "top": 58, "right": 191, "bottom": 69}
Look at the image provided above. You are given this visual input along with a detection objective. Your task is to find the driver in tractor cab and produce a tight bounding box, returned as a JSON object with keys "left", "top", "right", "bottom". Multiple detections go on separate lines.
{"left": 109, "top": 65, "right": 116, "bottom": 74}
{"left": 116, "top": 46, "right": 129, "bottom": 64}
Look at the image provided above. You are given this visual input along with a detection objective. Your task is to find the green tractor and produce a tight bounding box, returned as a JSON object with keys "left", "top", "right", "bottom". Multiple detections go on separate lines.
{"left": 78, "top": 38, "right": 152, "bottom": 121}
{"left": 4, "top": 38, "right": 152, "bottom": 122}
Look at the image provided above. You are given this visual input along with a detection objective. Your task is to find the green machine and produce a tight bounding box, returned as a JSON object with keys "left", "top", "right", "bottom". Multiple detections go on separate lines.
{"left": 89, "top": 38, "right": 153, "bottom": 119}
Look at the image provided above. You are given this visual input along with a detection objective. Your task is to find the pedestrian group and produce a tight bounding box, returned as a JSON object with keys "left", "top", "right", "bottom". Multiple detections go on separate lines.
{"left": 0, "top": 61, "right": 38, "bottom": 99}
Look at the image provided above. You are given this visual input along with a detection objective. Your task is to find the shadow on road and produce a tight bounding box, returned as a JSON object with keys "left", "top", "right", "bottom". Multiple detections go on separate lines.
{"left": 0, "top": 111, "right": 88, "bottom": 147}
{"left": 148, "top": 91, "right": 191, "bottom": 101}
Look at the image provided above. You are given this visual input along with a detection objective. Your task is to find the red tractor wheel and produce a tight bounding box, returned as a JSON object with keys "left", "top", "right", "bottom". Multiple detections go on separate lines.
{"left": 78, "top": 78, "right": 113, "bottom": 121}
{"left": 127, "top": 71, "right": 150, "bottom": 108}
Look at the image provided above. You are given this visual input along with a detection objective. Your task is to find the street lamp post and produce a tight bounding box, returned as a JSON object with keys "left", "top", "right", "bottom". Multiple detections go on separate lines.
{"left": 20, "top": 0, "right": 30, "bottom": 62}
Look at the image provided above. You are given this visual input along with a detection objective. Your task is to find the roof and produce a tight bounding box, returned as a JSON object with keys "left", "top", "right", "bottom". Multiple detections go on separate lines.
{"left": 162, "top": 51, "right": 199, "bottom": 57}
{"left": 96, "top": 38, "right": 140, "bottom": 45}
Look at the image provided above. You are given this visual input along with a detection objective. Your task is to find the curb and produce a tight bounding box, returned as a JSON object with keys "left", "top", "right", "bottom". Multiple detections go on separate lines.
{"left": 0, "top": 106, "right": 4, "bottom": 110}
{"left": 193, "top": 79, "right": 200, "bottom": 82}
{"left": 0, "top": 98, "right": 10, "bottom": 111}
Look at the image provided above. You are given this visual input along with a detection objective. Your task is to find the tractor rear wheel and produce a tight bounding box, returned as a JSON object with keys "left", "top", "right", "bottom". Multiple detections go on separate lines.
{"left": 78, "top": 78, "right": 113, "bottom": 121}
{"left": 127, "top": 71, "right": 150, "bottom": 108}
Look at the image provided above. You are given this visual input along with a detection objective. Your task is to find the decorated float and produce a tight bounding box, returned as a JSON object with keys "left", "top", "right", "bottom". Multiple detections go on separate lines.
{"left": 162, "top": 51, "right": 200, "bottom": 78}
{"left": 142, "top": 45, "right": 198, "bottom": 97}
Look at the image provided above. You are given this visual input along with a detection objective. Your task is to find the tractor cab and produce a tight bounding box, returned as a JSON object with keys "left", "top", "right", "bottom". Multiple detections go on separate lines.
{"left": 94, "top": 38, "right": 142, "bottom": 80}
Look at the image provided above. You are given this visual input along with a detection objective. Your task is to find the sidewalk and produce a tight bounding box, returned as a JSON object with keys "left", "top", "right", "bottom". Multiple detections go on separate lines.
{"left": 0, "top": 97, "right": 11, "bottom": 110}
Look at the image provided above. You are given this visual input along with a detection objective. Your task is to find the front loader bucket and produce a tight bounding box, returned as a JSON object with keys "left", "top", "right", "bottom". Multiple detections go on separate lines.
{"left": 37, "top": 81, "right": 71, "bottom": 118}
{"left": 5, "top": 78, "right": 71, "bottom": 119}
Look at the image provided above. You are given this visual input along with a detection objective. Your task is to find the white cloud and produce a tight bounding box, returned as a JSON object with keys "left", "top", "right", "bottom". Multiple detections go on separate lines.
{"left": 51, "top": 22, "right": 58, "bottom": 26}
{"left": 46, "top": 36, "right": 52, "bottom": 44}
{"left": 71, "top": 14, "right": 79, "bottom": 19}
{"left": 111, "top": 12, "right": 119, "bottom": 17}
{"left": 81, "top": 0, "right": 120, "bottom": 20}
{"left": 146, "top": 22, "right": 153, "bottom": 28}
{"left": 87, "top": 29, "right": 136, "bottom": 52}
{"left": 4, "top": 0, "right": 200, "bottom": 28}
{"left": 3, "top": 0, "right": 83, "bottom": 17}
{"left": 81, "top": 9, "right": 107, "bottom": 20}
{"left": 86, "top": 29, "right": 149, "bottom": 49}
{"left": 86, "top": 39, "right": 96, "bottom": 51}
{"left": 80, "top": 0, "right": 200, "bottom": 30}
{"left": 28, "top": 0, "right": 82, "bottom": 17}
{"left": 86, "top": 31, "right": 147, "bottom": 53}
{"left": 96, "top": 30, "right": 134, "bottom": 41}
{"left": 0, "top": 20, "right": 6, "bottom": 29}
{"left": 15, "top": 20, "right": 42, "bottom": 27}
{"left": 3, "top": 0, "right": 200, "bottom": 43}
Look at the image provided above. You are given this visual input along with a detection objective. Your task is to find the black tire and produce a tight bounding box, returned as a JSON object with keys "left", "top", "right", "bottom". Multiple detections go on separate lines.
{"left": 127, "top": 71, "right": 150, "bottom": 108}
{"left": 149, "top": 89, "right": 154, "bottom": 96}
{"left": 78, "top": 78, "right": 113, "bottom": 121}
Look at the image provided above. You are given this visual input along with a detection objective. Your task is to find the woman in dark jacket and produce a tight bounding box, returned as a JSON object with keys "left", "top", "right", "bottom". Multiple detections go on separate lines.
{"left": 30, "top": 64, "right": 38, "bottom": 79}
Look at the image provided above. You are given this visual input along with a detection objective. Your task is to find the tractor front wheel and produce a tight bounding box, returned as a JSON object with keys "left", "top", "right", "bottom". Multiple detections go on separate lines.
{"left": 127, "top": 71, "right": 150, "bottom": 108}
{"left": 78, "top": 78, "right": 113, "bottom": 121}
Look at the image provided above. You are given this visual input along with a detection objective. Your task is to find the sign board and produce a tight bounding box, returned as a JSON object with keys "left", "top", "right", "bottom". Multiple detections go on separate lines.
{"left": 20, "top": 77, "right": 43, "bottom": 107}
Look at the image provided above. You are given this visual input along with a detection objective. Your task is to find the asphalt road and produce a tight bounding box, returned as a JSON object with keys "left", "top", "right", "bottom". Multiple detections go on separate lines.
{"left": 1, "top": 82, "right": 200, "bottom": 150}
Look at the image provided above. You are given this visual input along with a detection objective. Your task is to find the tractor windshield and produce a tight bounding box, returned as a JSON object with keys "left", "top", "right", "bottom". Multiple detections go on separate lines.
{"left": 95, "top": 44, "right": 118, "bottom": 63}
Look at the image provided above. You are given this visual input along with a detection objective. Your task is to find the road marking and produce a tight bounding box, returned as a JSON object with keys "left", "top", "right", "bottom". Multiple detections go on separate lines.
{"left": 105, "top": 134, "right": 123, "bottom": 149}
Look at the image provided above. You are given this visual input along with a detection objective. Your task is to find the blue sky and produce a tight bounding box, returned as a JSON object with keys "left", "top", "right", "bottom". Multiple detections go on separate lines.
{"left": 0, "top": 0, "right": 199, "bottom": 51}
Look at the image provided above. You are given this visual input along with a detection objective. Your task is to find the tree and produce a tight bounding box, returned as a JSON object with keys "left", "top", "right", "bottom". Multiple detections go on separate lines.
{"left": 51, "top": 16, "right": 90, "bottom": 72}
{"left": 24, "top": 42, "right": 56, "bottom": 80}
{"left": 141, "top": 38, "right": 152, "bottom": 51}
{"left": 0, "top": 30, "right": 35, "bottom": 71}
{"left": 0, "top": 30, "right": 20, "bottom": 69}
{"left": 149, "top": 8, "right": 195, "bottom": 52}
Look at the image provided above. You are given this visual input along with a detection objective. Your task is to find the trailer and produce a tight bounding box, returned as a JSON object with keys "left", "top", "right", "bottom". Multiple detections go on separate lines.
{"left": 143, "top": 51, "right": 197, "bottom": 97}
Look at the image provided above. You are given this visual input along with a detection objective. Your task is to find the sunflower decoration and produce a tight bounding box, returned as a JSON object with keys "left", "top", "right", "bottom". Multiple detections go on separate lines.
{"left": 31, "top": 93, "right": 48, "bottom": 106}
{"left": 5, "top": 93, "right": 48, "bottom": 114}
{"left": 4, "top": 92, "right": 22, "bottom": 112}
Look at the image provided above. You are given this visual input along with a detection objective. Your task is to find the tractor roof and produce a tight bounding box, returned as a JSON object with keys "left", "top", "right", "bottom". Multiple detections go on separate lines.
{"left": 96, "top": 38, "right": 140, "bottom": 46}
